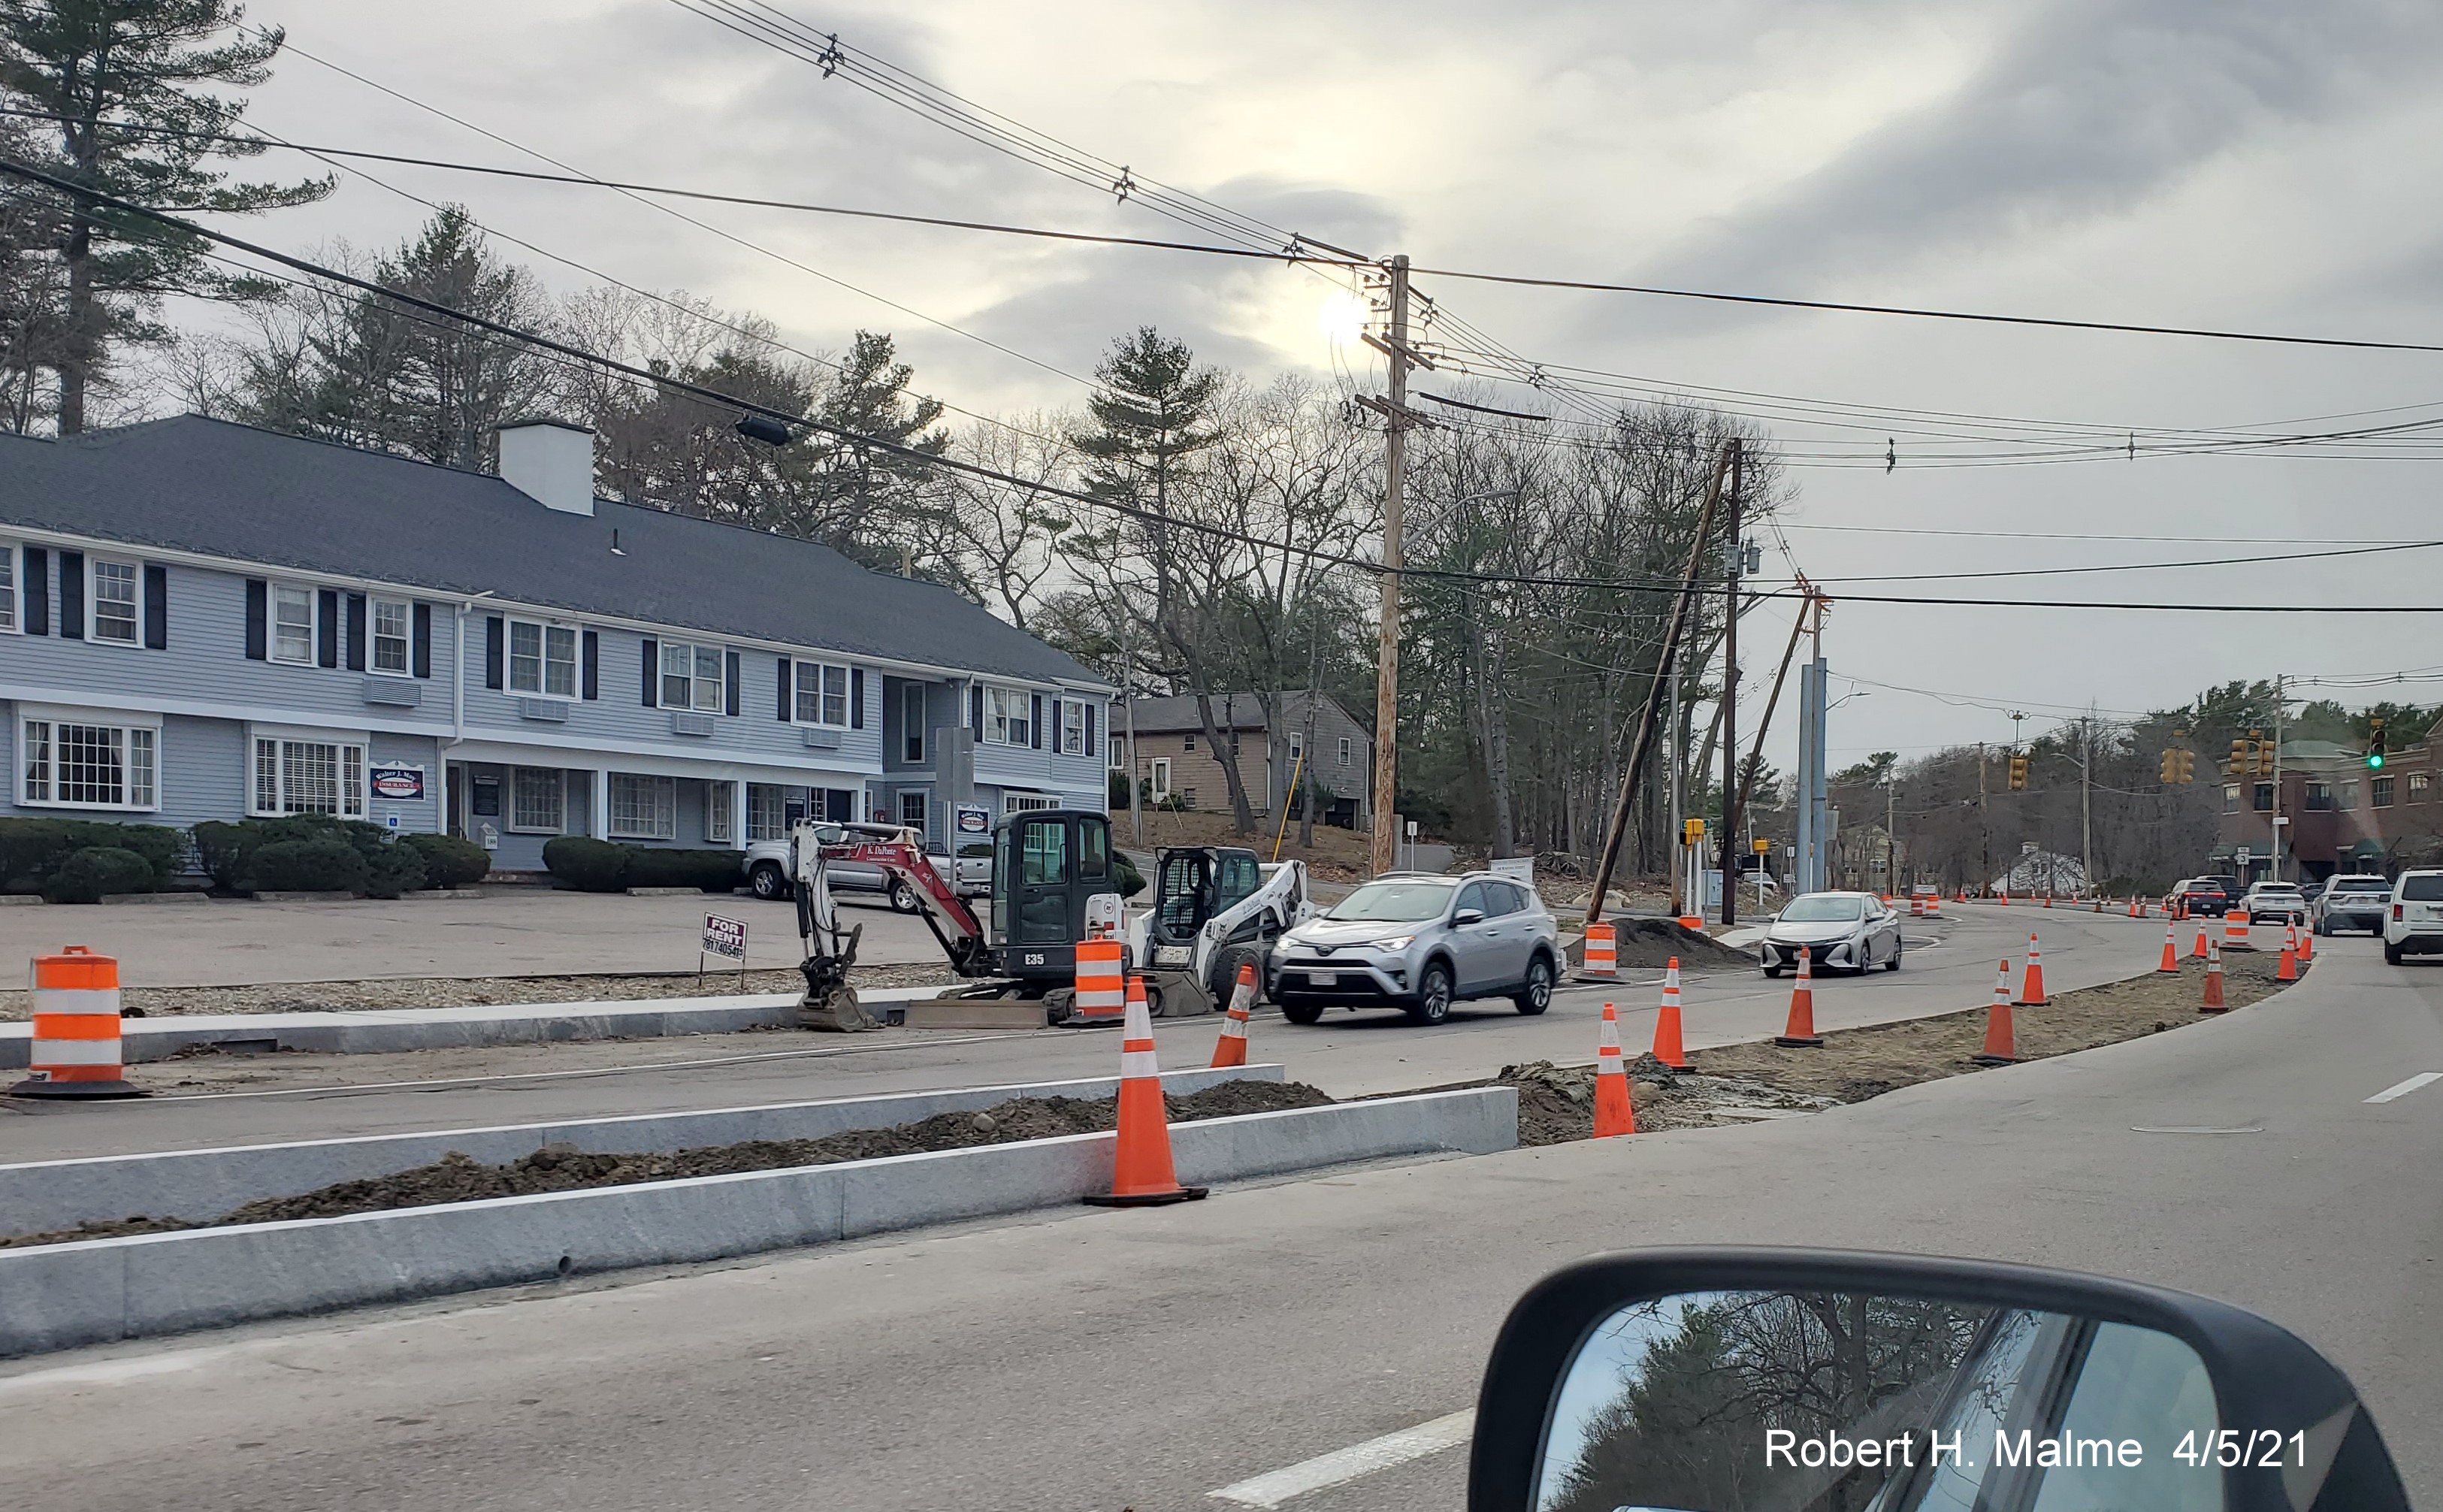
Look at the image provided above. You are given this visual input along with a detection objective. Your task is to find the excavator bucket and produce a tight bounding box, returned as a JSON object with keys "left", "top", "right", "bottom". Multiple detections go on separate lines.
{"left": 799, "top": 983, "right": 884, "bottom": 1033}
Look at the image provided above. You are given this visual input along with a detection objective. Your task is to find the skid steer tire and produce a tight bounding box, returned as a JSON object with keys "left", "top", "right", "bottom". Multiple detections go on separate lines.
{"left": 1208, "top": 942, "right": 1269, "bottom": 1009}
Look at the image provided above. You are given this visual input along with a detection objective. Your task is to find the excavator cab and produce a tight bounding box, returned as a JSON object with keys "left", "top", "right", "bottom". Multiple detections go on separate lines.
{"left": 990, "top": 808, "right": 1123, "bottom": 989}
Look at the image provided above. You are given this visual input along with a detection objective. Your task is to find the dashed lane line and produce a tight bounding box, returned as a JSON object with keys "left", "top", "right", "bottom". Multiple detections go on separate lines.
{"left": 2366, "top": 1072, "right": 2443, "bottom": 1105}
{"left": 1208, "top": 1409, "right": 1474, "bottom": 1508}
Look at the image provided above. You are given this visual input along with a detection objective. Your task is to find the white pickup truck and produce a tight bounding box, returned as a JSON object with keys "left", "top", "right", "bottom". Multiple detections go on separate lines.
{"left": 739, "top": 821, "right": 979, "bottom": 911}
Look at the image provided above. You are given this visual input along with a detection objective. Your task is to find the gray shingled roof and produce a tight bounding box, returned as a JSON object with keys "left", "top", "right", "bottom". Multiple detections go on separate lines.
{"left": 0, "top": 416, "right": 1105, "bottom": 688}
{"left": 1124, "top": 691, "right": 1365, "bottom": 734}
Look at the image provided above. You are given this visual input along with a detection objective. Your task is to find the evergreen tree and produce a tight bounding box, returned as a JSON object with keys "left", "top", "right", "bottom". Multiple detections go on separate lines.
{"left": 0, "top": 0, "right": 331, "bottom": 431}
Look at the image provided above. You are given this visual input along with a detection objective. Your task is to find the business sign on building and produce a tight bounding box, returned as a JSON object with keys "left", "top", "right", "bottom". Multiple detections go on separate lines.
{"left": 370, "top": 764, "right": 425, "bottom": 802}
{"left": 954, "top": 804, "right": 992, "bottom": 838}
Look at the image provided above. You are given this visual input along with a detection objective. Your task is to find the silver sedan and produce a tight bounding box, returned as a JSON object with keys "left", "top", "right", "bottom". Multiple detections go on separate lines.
{"left": 1760, "top": 891, "right": 1903, "bottom": 976}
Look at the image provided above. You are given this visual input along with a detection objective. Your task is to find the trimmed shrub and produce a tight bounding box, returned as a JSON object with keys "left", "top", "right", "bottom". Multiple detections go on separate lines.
{"left": 0, "top": 818, "right": 180, "bottom": 894}
{"left": 1111, "top": 849, "right": 1145, "bottom": 900}
{"left": 358, "top": 840, "right": 428, "bottom": 900}
{"left": 543, "top": 836, "right": 630, "bottom": 892}
{"left": 41, "top": 847, "right": 159, "bottom": 904}
{"left": 1108, "top": 770, "right": 1132, "bottom": 810}
{"left": 624, "top": 847, "right": 742, "bottom": 892}
{"left": 403, "top": 833, "right": 491, "bottom": 888}
{"left": 189, "top": 820, "right": 253, "bottom": 891}
{"left": 249, "top": 837, "right": 370, "bottom": 895}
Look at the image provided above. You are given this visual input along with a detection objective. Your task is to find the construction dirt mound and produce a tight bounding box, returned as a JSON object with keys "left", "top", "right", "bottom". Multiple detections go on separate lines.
{"left": 1603, "top": 916, "right": 1754, "bottom": 970}
{"left": 2, "top": 1080, "right": 1334, "bottom": 1250}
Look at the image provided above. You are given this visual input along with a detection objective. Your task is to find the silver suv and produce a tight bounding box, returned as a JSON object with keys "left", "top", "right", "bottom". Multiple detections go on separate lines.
{"left": 2313, "top": 873, "right": 2391, "bottom": 936}
{"left": 1268, "top": 871, "right": 1559, "bottom": 1027}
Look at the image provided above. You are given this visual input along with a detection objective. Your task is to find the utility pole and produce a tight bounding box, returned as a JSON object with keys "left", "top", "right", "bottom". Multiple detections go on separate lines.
{"left": 1719, "top": 440, "right": 1743, "bottom": 924}
{"left": 1367, "top": 255, "right": 1414, "bottom": 878}
{"left": 2080, "top": 715, "right": 2093, "bottom": 897}
{"left": 2271, "top": 673, "right": 2286, "bottom": 884}
{"left": 1122, "top": 611, "right": 1141, "bottom": 846}
{"left": 1978, "top": 740, "right": 1990, "bottom": 893}
{"left": 2006, "top": 712, "right": 2026, "bottom": 896}
{"left": 1667, "top": 653, "right": 1683, "bottom": 916}
{"left": 1885, "top": 772, "right": 1897, "bottom": 892}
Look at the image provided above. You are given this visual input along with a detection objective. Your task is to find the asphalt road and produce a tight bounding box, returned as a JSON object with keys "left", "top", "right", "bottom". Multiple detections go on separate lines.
{"left": 9, "top": 903, "right": 2172, "bottom": 1162}
{"left": 8, "top": 926, "right": 2434, "bottom": 1512}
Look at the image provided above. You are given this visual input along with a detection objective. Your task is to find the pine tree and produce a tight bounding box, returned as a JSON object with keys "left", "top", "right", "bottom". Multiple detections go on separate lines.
{"left": 0, "top": 0, "right": 331, "bottom": 431}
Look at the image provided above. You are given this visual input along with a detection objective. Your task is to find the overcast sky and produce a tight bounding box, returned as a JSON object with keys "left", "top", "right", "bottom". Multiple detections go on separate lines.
{"left": 225, "top": 0, "right": 2443, "bottom": 770}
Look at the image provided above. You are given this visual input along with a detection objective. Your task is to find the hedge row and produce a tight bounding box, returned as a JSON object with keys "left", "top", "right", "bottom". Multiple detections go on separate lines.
{"left": 542, "top": 837, "right": 741, "bottom": 893}
{"left": 0, "top": 815, "right": 491, "bottom": 903}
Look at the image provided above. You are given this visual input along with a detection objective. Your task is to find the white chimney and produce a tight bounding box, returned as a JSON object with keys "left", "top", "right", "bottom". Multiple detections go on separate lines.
{"left": 497, "top": 419, "right": 597, "bottom": 516}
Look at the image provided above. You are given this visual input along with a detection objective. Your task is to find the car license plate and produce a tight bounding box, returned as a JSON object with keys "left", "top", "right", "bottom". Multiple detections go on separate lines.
{"left": 1153, "top": 945, "right": 1193, "bottom": 966}
{"left": 1305, "top": 972, "right": 1338, "bottom": 987}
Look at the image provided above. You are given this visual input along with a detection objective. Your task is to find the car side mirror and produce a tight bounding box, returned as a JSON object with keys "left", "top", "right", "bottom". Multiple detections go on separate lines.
{"left": 1453, "top": 908, "right": 1485, "bottom": 927}
{"left": 1467, "top": 1247, "right": 2409, "bottom": 1512}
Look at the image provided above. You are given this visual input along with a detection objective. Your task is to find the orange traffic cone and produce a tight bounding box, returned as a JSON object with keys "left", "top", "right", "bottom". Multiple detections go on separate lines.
{"left": 1594, "top": 1002, "right": 1637, "bottom": 1137}
{"left": 2157, "top": 919, "right": 2180, "bottom": 975}
{"left": 2300, "top": 924, "right": 2315, "bottom": 964}
{"left": 2278, "top": 925, "right": 2299, "bottom": 982}
{"left": 1084, "top": 977, "right": 1208, "bottom": 1207}
{"left": 2018, "top": 933, "right": 2048, "bottom": 1007}
{"left": 1652, "top": 957, "right": 1688, "bottom": 1070}
{"left": 1776, "top": 947, "right": 1823, "bottom": 1047}
{"left": 2192, "top": 918, "right": 2209, "bottom": 962}
{"left": 2044, "top": 894, "right": 2053, "bottom": 909}
{"left": 1975, "top": 959, "right": 2018, "bottom": 1064}
{"left": 1209, "top": 962, "right": 1256, "bottom": 1069}
{"left": 2201, "top": 936, "right": 2226, "bottom": 1013}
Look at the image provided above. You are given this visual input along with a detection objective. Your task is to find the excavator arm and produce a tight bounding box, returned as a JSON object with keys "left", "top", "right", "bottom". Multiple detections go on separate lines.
{"left": 791, "top": 822, "right": 998, "bottom": 1031}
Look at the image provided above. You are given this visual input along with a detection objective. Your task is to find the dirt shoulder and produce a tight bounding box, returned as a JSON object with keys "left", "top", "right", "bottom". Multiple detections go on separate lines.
{"left": 1497, "top": 949, "right": 2297, "bottom": 1143}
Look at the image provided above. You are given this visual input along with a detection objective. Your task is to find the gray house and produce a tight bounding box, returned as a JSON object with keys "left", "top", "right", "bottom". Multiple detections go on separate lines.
{"left": 0, "top": 416, "right": 1112, "bottom": 869}
{"left": 1114, "top": 691, "right": 1373, "bottom": 827}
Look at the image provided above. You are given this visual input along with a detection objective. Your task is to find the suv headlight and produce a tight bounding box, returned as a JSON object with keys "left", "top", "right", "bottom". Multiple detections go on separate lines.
{"left": 1373, "top": 934, "right": 1416, "bottom": 952}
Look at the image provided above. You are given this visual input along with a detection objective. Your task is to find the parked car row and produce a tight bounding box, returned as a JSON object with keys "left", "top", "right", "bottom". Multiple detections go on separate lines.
{"left": 740, "top": 821, "right": 978, "bottom": 912}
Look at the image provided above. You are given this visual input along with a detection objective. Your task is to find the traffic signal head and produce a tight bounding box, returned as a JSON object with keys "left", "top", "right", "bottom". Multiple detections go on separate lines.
{"left": 2159, "top": 750, "right": 2176, "bottom": 783}
{"left": 1682, "top": 818, "right": 1707, "bottom": 845}
{"left": 2176, "top": 749, "right": 2195, "bottom": 783}
{"left": 2229, "top": 739, "right": 2248, "bottom": 774}
{"left": 2008, "top": 755, "right": 2029, "bottom": 791}
{"left": 2368, "top": 749, "right": 2386, "bottom": 771}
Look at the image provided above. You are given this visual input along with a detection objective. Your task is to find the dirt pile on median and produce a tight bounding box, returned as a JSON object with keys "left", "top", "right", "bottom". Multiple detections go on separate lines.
{"left": 1592, "top": 917, "right": 1755, "bottom": 970}
{"left": 1496, "top": 1057, "right": 1837, "bottom": 1143}
{"left": 0, "top": 1080, "right": 1335, "bottom": 1249}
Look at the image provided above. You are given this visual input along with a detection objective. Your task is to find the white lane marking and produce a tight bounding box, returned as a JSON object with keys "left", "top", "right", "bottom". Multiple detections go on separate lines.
{"left": 1210, "top": 1408, "right": 1474, "bottom": 1507}
{"left": 2366, "top": 1072, "right": 2443, "bottom": 1105}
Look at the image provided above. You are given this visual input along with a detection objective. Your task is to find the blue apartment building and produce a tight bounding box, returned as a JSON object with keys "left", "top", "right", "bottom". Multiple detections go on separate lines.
{"left": 0, "top": 416, "right": 1113, "bottom": 869}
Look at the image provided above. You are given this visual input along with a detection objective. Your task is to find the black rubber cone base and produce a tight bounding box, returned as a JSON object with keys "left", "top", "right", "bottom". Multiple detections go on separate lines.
{"left": 9, "top": 1077, "right": 147, "bottom": 1099}
{"left": 1971, "top": 1053, "right": 2018, "bottom": 1066}
{"left": 1084, "top": 1186, "right": 1209, "bottom": 1208}
{"left": 1773, "top": 1036, "right": 1823, "bottom": 1048}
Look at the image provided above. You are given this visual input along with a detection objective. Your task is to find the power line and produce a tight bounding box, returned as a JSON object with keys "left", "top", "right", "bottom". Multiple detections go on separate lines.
{"left": 14, "top": 158, "right": 2443, "bottom": 615}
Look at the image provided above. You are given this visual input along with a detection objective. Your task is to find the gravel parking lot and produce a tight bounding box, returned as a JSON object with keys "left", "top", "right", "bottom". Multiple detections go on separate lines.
{"left": 0, "top": 886, "right": 942, "bottom": 996}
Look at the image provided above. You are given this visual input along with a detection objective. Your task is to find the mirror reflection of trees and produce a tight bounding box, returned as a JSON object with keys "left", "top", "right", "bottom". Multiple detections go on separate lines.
{"left": 1542, "top": 1290, "right": 1991, "bottom": 1512}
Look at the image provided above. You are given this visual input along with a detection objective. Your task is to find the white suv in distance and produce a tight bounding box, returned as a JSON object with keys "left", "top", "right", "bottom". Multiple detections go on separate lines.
{"left": 2312, "top": 874, "right": 2391, "bottom": 936}
{"left": 2383, "top": 869, "right": 2443, "bottom": 965}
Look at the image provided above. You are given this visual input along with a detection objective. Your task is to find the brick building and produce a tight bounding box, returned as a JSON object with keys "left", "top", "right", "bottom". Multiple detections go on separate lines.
{"left": 2214, "top": 721, "right": 2443, "bottom": 881}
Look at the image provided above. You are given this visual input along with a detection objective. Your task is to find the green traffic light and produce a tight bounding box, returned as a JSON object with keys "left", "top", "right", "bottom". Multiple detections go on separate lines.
{"left": 2368, "top": 750, "right": 2386, "bottom": 770}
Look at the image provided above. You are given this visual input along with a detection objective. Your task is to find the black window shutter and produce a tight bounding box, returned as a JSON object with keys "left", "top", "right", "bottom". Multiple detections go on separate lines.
{"left": 776, "top": 657, "right": 793, "bottom": 721}
{"left": 581, "top": 630, "right": 600, "bottom": 699}
{"left": 1085, "top": 703, "right": 1097, "bottom": 757}
{"left": 142, "top": 564, "right": 168, "bottom": 649}
{"left": 411, "top": 603, "right": 432, "bottom": 677}
{"left": 640, "top": 637, "right": 658, "bottom": 706}
{"left": 485, "top": 615, "right": 505, "bottom": 689}
{"left": 850, "top": 668, "right": 865, "bottom": 729}
{"left": 57, "top": 551, "right": 83, "bottom": 640}
{"left": 969, "top": 684, "right": 984, "bottom": 739}
{"left": 724, "top": 650, "right": 741, "bottom": 715}
{"left": 1046, "top": 697, "right": 1061, "bottom": 751}
{"left": 1030, "top": 693, "right": 1044, "bottom": 749}
{"left": 24, "top": 548, "right": 47, "bottom": 637}
{"left": 344, "top": 592, "right": 367, "bottom": 671}
{"left": 243, "top": 578, "right": 266, "bottom": 658}
{"left": 316, "top": 588, "right": 340, "bottom": 667}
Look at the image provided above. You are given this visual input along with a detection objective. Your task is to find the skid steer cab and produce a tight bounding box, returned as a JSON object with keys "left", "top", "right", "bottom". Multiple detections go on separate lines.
{"left": 1124, "top": 846, "right": 1315, "bottom": 1018}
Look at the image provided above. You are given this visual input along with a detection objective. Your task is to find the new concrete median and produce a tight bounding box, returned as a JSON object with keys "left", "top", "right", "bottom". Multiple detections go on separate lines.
{"left": 0, "top": 1083, "right": 1516, "bottom": 1357}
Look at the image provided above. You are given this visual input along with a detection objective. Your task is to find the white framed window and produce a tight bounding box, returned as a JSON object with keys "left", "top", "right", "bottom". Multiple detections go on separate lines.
{"left": 706, "top": 780, "right": 736, "bottom": 843}
{"left": 1060, "top": 700, "right": 1085, "bottom": 756}
{"left": 271, "top": 584, "right": 316, "bottom": 665}
{"left": 747, "top": 782, "right": 795, "bottom": 842}
{"left": 661, "top": 642, "right": 724, "bottom": 713}
{"left": 795, "top": 661, "right": 850, "bottom": 726}
{"left": 903, "top": 684, "right": 926, "bottom": 761}
{"left": 985, "top": 687, "right": 1030, "bottom": 746}
{"left": 1150, "top": 758, "right": 1172, "bottom": 802}
{"left": 1004, "top": 791, "right": 1058, "bottom": 814}
{"left": 370, "top": 597, "right": 413, "bottom": 676}
{"left": 899, "top": 788, "right": 927, "bottom": 833}
{"left": 88, "top": 558, "right": 139, "bottom": 644}
{"left": 509, "top": 767, "right": 565, "bottom": 833}
{"left": 1337, "top": 736, "right": 1353, "bottom": 767}
{"left": 1109, "top": 735, "right": 1126, "bottom": 772}
{"left": 21, "top": 709, "right": 159, "bottom": 811}
{"left": 609, "top": 773, "right": 677, "bottom": 839}
{"left": 0, "top": 541, "right": 18, "bottom": 633}
{"left": 509, "top": 618, "right": 578, "bottom": 697}
{"left": 247, "top": 730, "right": 366, "bottom": 818}
{"left": 1287, "top": 731, "right": 1304, "bottom": 765}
